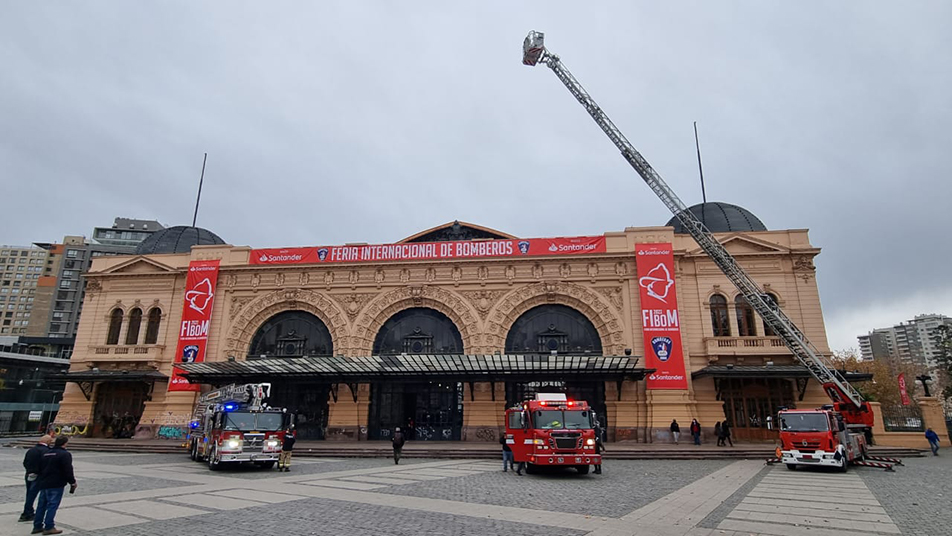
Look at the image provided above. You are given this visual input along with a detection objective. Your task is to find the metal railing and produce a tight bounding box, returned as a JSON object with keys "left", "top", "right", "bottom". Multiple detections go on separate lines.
{"left": 881, "top": 405, "right": 924, "bottom": 432}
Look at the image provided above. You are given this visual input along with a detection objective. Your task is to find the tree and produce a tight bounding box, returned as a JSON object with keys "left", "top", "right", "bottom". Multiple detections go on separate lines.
{"left": 933, "top": 324, "right": 952, "bottom": 401}
{"left": 832, "top": 348, "right": 925, "bottom": 407}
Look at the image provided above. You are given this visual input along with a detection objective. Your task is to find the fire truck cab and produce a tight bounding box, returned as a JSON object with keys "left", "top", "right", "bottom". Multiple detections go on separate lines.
{"left": 775, "top": 406, "right": 868, "bottom": 472}
{"left": 186, "top": 383, "right": 289, "bottom": 470}
{"left": 504, "top": 393, "right": 600, "bottom": 475}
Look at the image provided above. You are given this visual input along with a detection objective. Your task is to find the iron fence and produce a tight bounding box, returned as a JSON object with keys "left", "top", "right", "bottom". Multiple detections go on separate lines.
{"left": 881, "top": 405, "right": 924, "bottom": 432}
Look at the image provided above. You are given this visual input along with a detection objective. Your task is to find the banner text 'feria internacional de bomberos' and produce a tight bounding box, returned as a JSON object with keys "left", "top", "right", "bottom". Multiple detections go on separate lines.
{"left": 168, "top": 260, "right": 220, "bottom": 392}
{"left": 249, "top": 236, "right": 607, "bottom": 265}
{"left": 635, "top": 243, "right": 688, "bottom": 390}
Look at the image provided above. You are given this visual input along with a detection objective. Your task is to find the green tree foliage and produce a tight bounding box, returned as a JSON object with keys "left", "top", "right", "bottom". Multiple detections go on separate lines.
{"left": 933, "top": 324, "right": 952, "bottom": 401}
{"left": 832, "top": 348, "right": 925, "bottom": 407}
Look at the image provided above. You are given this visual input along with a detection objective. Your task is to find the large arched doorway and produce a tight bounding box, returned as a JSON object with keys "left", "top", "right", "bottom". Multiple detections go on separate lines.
{"left": 504, "top": 304, "right": 608, "bottom": 436}
{"left": 248, "top": 310, "right": 333, "bottom": 440}
{"left": 93, "top": 382, "right": 149, "bottom": 438}
{"left": 369, "top": 308, "right": 464, "bottom": 441}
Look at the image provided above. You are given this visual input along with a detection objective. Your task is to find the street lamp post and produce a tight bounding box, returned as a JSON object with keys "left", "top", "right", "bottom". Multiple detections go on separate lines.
{"left": 916, "top": 375, "right": 933, "bottom": 397}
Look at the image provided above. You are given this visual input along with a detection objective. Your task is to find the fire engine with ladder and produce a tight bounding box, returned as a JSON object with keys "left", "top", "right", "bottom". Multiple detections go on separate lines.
{"left": 505, "top": 393, "right": 601, "bottom": 474}
{"left": 186, "top": 383, "right": 289, "bottom": 470}
{"left": 522, "top": 31, "right": 901, "bottom": 472}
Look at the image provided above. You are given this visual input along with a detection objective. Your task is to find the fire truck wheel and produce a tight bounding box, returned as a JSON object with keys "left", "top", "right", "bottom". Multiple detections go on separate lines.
{"left": 257, "top": 461, "right": 275, "bottom": 469}
{"left": 575, "top": 465, "right": 590, "bottom": 475}
{"left": 208, "top": 448, "right": 221, "bottom": 471}
{"left": 524, "top": 463, "right": 537, "bottom": 475}
{"left": 837, "top": 457, "right": 848, "bottom": 473}
{"left": 188, "top": 442, "right": 196, "bottom": 461}
{"left": 785, "top": 463, "right": 797, "bottom": 471}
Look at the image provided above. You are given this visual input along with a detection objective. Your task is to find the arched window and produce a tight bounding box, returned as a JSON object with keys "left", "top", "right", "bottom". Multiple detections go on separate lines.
{"left": 125, "top": 308, "right": 142, "bottom": 345}
{"left": 505, "top": 304, "right": 601, "bottom": 354}
{"left": 762, "top": 294, "right": 778, "bottom": 336}
{"left": 106, "top": 309, "right": 123, "bottom": 345}
{"left": 710, "top": 294, "right": 730, "bottom": 336}
{"left": 144, "top": 308, "right": 162, "bottom": 344}
{"left": 735, "top": 295, "right": 757, "bottom": 337}
{"left": 250, "top": 310, "right": 334, "bottom": 358}
{"left": 373, "top": 308, "right": 462, "bottom": 355}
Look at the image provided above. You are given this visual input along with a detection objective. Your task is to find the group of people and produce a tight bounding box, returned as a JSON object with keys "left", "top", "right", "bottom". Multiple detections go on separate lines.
{"left": 669, "top": 419, "right": 733, "bottom": 446}
{"left": 20, "top": 434, "right": 77, "bottom": 535}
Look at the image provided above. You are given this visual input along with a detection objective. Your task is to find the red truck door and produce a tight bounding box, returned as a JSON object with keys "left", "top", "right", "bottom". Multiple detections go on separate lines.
{"left": 505, "top": 408, "right": 530, "bottom": 462}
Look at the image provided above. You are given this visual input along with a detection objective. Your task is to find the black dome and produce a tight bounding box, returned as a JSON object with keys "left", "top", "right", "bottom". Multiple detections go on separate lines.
{"left": 666, "top": 202, "right": 767, "bottom": 234}
{"left": 134, "top": 226, "right": 226, "bottom": 255}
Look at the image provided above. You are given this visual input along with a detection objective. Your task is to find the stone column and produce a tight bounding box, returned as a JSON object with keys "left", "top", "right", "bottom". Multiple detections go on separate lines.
{"left": 605, "top": 380, "right": 644, "bottom": 442}
{"left": 918, "top": 397, "right": 946, "bottom": 439}
{"left": 462, "top": 382, "right": 506, "bottom": 441}
{"left": 326, "top": 383, "right": 370, "bottom": 441}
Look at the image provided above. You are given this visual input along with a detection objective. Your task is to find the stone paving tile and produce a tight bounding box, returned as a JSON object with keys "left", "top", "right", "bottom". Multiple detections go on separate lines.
{"left": 97, "top": 499, "right": 211, "bottom": 520}
{"left": 859, "top": 453, "right": 952, "bottom": 536}
{"left": 379, "top": 459, "right": 730, "bottom": 518}
{"left": 695, "top": 463, "right": 769, "bottom": 529}
{"left": 0, "top": 475, "right": 188, "bottom": 504}
{"left": 56, "top": 506, "right": 150, "bottom": 531}
{"left": 79, "top": 496, "right": 586, "bottom": 536}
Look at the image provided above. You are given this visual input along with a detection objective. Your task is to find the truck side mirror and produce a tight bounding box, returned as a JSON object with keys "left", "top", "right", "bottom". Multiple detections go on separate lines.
{"left": 766, "top": 416, "right": 773, "bottom": 431}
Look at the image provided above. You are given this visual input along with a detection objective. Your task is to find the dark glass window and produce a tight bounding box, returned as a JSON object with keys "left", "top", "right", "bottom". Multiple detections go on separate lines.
{"left": 710, "top": 294, "right": 730, "bottom": 336}
{"left": 762, "top": 294, "right": 778, "bottom": 336}
{"left": 505, "top": 304, "right": 601, "bottom": 354}
{"left": 372, "top": 308, "right": 462, "bottom": 355}
{"left": 125, "top": 308, "right": 142, "bottom": 345}
{"left": 735, "top": 295, "right": 757, "bottom": 337}
{"left": 106, "top": 309, "right": 123, "bottom": 345}
{"left": 249, "top": 310, "right": 333, "bottom": 358}
{"left": 144, "top": 308, "right": 161, "bottom": 344}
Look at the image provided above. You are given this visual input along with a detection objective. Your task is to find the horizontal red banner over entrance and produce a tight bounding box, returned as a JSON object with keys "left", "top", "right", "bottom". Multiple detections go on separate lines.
{"left": 250, "top": 236, "right": 606, "bottom": 265}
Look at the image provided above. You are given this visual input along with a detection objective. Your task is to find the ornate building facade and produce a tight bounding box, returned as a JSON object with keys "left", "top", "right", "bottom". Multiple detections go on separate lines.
{"left": 54, "top": 210, "right": 838, "bottom": 443}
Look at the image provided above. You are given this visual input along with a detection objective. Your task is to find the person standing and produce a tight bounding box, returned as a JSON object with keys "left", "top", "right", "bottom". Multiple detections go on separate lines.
{"left": 670, "top": 420, "right": 681, "bottom": 445}
{"left": 33, "top": 435, "right": 76, "bottom": 535}
{"left": 593, "top": 427, "right": 605, "bottom": 474}
{"left": 499, "top": 434, "right": 514, "bottom": 472}
{"left": 714, "top": 422, "right": 723, "bottom": 446}
{"left": 19, "top": 435, "right": 52, "bottom": 523}
{"left": 690, "top": 419, "right": 701, "bottom": 446}
{"left": 721, "top": 421, "right": 733, "bottom": 447}
{"left": 925, "top": 428, "right": 940, "bottom": 456}
{"left": 392, "top": 427, "right": 406, "bottom": 465}
{"left": 278, "top": 427, "right": 296, "bottom": 472}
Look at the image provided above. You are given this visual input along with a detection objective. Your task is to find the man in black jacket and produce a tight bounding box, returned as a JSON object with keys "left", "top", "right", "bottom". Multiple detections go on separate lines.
{"left": 392, "top": 427, "right": 406, "bottom": 465}
{"left": 19, "top": 435, "right": 52, "bottom": 522}
{"left": 32, "top": 435, "right": 77, "bottom": 535}
{"left": 278, "top": 427, "right": 296, "bottom": 472}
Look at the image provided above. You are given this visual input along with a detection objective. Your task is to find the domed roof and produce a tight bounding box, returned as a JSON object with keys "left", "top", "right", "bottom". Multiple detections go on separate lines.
{"left": 665, "top": 202, "right": 767, "bottom": 234}
{"left": 134, "top": 226, "right": 226, "bottom": 255}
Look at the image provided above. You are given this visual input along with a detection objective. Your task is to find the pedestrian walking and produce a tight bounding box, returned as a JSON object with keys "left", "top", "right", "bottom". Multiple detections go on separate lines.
{"left": 721, "top": 421, "right": 733, "bottom": 447}
{"left": 19, "top": 435, "right": 52, "bottom": 523}
{"left": 392, "top": 427, "right": 406, "bottom": 465}
{"left": 278, "top": 427, "right": 296, "bottom": 472}
{"left": 690, "top": 419, "right": 701, "bottom": 446}
{"left": 670, "top": 419, "right": 681, "bottom": 445}
{"left": 714, "top": 422, "right": 723, "bottom": 446}
{"left": 593, "top": 427, "right": 605, "bottom": 474}
{"left": 925, "top": 428, "right": 940, "bottom": 456}
{"left": 500, "top": 434, "right": 514, "bottom": 472}
{"left": 32, "top": 435, "right": 76, "bottom": 535}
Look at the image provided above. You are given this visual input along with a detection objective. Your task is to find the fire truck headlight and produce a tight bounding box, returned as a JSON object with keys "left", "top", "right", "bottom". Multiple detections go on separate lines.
{"left": 586, "top": 438, "right": 595, "bottom": 446}
{"left": 266, "top": 439, "right": 280, "bottom": 449}
{"left": 225, "top": 439, "right": 241, "bottom": 450}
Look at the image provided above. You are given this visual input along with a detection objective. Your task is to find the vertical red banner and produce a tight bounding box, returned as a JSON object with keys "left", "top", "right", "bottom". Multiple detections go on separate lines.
{"left": 168, "top": 260, "right": 221, "bottom": 392}
{"left": 897, "top": 373, "right": 911, "bottom": 406}
{"left": 635, "top": 243, "right": 688, "bottom": 390}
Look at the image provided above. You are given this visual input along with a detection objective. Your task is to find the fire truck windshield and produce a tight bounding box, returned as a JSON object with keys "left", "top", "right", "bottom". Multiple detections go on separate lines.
{"left": 780, "top": 413, "right": 830, "bottom": 432}
{"left": 223, "top": 412, "right": 284, "bottom": 431}
{"left": 532, "top": 409, "right": 593, "bottom": 430}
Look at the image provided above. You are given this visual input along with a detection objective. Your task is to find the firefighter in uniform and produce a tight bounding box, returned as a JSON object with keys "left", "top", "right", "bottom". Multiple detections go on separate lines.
{"left": 278, "top": 427, "right": 296, "bottom": 472}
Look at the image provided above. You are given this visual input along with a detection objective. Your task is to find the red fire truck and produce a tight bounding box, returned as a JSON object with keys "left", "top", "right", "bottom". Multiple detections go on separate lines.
{"left": 775, "top": 406, "right": 868, "bottom": 472}
{"left": 186, "top": 383, "right": 289, "bottom": 470}
{"left": 504, "top": 393, "right": 600, "bottom": 475}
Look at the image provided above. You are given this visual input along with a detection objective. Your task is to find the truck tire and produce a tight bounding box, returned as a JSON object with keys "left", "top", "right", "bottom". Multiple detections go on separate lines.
{"left": 257, "top": 461, "right": 275, "bottom": 469}
{"left": 575, "top": 465, "right": 590, "bottom": 475}
{"left": 525, "top": 463, "right": 537, "bottom": 475}
{"left": 208, "top": 447, "right": 221, "bottom": 471}
{"left": 837, "top": 457, "right": 848, "bottom": 473}
{"left": 785, "top": 463, "right": 797, "bottom": 471}
{"left": 189, "top": 442, "right": 197, "bottom": 461}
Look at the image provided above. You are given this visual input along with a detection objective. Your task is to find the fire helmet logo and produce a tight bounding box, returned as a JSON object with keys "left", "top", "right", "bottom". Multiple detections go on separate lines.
{"left": 638, "top": 262, "right": 674, "bottom": 303}
{"left": 182, "top": 345, "right": 199, "bottom": 363}
{"left": 651, "top": 337, "right": 673, "bottom": 362}
{"left": 517, "top": 241, "right": 531, "bottom": 254}
{"left": 317, "top": 248, "right": 329, "bottom": 261}
{"left": 184, "top": 278, "right": 214, "bottom": 314}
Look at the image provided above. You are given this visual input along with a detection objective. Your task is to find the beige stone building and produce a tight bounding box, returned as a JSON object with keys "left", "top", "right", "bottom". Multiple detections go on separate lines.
{"left": 54, "top": 207, "right": 844, "bottom": 443}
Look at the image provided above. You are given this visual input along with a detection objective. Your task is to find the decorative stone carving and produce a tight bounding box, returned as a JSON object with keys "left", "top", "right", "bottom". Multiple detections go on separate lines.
{"left": 225, "top": 274, "right": 238, "bottom": 287}
{"left": 615, "top": 262, "right": 627, "bottom": 280}
{"left": 477, "top": 266, "right": 489, "bottom": 285}
{"left": 230, "top": 295, "right": 255, "bottom": 315}
{"left": 594, "top": 286, "right": 624, "bottom": 311}
{"left": 299, "top": 272, "right": 309, "bottom": 286}
{"left": 335, "top": 293, "right": 375, "bottom": 320}
{"left": 409, "top": 286, "right": 424, "bottom": 306}
{"left": 532, "top": 264, "right": 544, "bottom": 279}
{"left": 374, "top": 269, "right": 385, "bottom": 288}
{"left": 324, "top": 271, "right": 335, "bottom": 289}
{"left": 505, "top": 265, "right": 516, "bottom": 285}
{"left": 587, "top": 263, "right": 599, "bottom": 282}
{"left": 559, "top": 263, "right": 572, "bottom": 279}
{"left": 348, "top": 270, "right": 359, "bottom": 289}
{"left": 461, "top": 290, "right": 506, "bottom": 319}
{"left": 251, "top": 273, "right": 261, "bottom": 291}
{"left": 451, "top": 266, "right": 463, "bottom": 286}
{"left": 275, "top": 273, "right": 285, "bottom": 286}
{"left": 425, "top": 267, "right": 437, "bottom": 282}
{"left": 86, "top": 279, "right": 102, "bottom": 293}
{"left": 400, "top": 268, "right": 411, "bottom": 283}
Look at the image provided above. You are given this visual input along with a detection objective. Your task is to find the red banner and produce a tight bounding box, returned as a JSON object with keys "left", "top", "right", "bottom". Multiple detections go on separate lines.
{"left": 168, "top": 260, "right": 221, "bottom": 392}
{"left": 898, "top": 373, "right": 911, "bottom": 406}
{"left": 635, "top": 243, "right": 688, "bottom": 390}
{"left": 250, "top": 236, "right": 606, "bottom": 265}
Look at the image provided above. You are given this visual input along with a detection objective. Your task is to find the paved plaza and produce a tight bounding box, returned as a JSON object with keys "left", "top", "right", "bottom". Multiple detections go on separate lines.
{"left": 0, "top": 447, "right": 947, "bottom": 535}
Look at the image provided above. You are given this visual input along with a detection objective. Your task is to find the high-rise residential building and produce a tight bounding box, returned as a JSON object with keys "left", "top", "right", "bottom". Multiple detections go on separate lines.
{"left": 0, "top": 246, "right": 49, "bottom": 336}
{"left": 91, "top": 218, "right": 164, "bottom": 247}
{"left": 857, "top": 314, "right": 952, "bottom": 369}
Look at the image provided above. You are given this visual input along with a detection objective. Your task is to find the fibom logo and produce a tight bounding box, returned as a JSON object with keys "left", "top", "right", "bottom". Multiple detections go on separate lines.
{"left": 638, "top": 262, "right": 674, "bottom": 303}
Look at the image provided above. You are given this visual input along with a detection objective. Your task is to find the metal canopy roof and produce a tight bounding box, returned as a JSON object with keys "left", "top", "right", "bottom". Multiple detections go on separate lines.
{"left": 47, "top": 370, "right": 169, "bottom": 383}
{"left": 692, "top": 365, "right": 873, "bottom": 382}
{"left": 176, "top": 354, "right": 651, "bottom": 384}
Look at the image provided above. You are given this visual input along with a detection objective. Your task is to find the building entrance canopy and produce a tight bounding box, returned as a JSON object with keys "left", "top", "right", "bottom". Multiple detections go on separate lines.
{"left": 176, "top": 354, "right": 651, "bottom": 385}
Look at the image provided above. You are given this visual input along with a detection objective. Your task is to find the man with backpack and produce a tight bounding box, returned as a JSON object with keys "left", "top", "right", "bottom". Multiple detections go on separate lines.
{"left": 392, "top": 427, "right": 406, "bottom": 464}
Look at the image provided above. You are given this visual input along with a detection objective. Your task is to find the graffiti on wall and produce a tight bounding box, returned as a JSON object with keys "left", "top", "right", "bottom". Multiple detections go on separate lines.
{"left": 157, "top": 426, "right": 186, "bottom": 440}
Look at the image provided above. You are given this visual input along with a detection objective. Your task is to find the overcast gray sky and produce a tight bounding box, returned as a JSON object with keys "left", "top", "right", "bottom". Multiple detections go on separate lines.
{"left": 2, "top": 2, "right": 950, "bottom": 352}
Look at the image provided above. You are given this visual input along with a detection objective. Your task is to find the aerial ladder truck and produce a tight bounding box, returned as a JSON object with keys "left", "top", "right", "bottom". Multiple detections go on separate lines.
{"left": 522, "top": 31, "right": 901, "bottom": 471}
